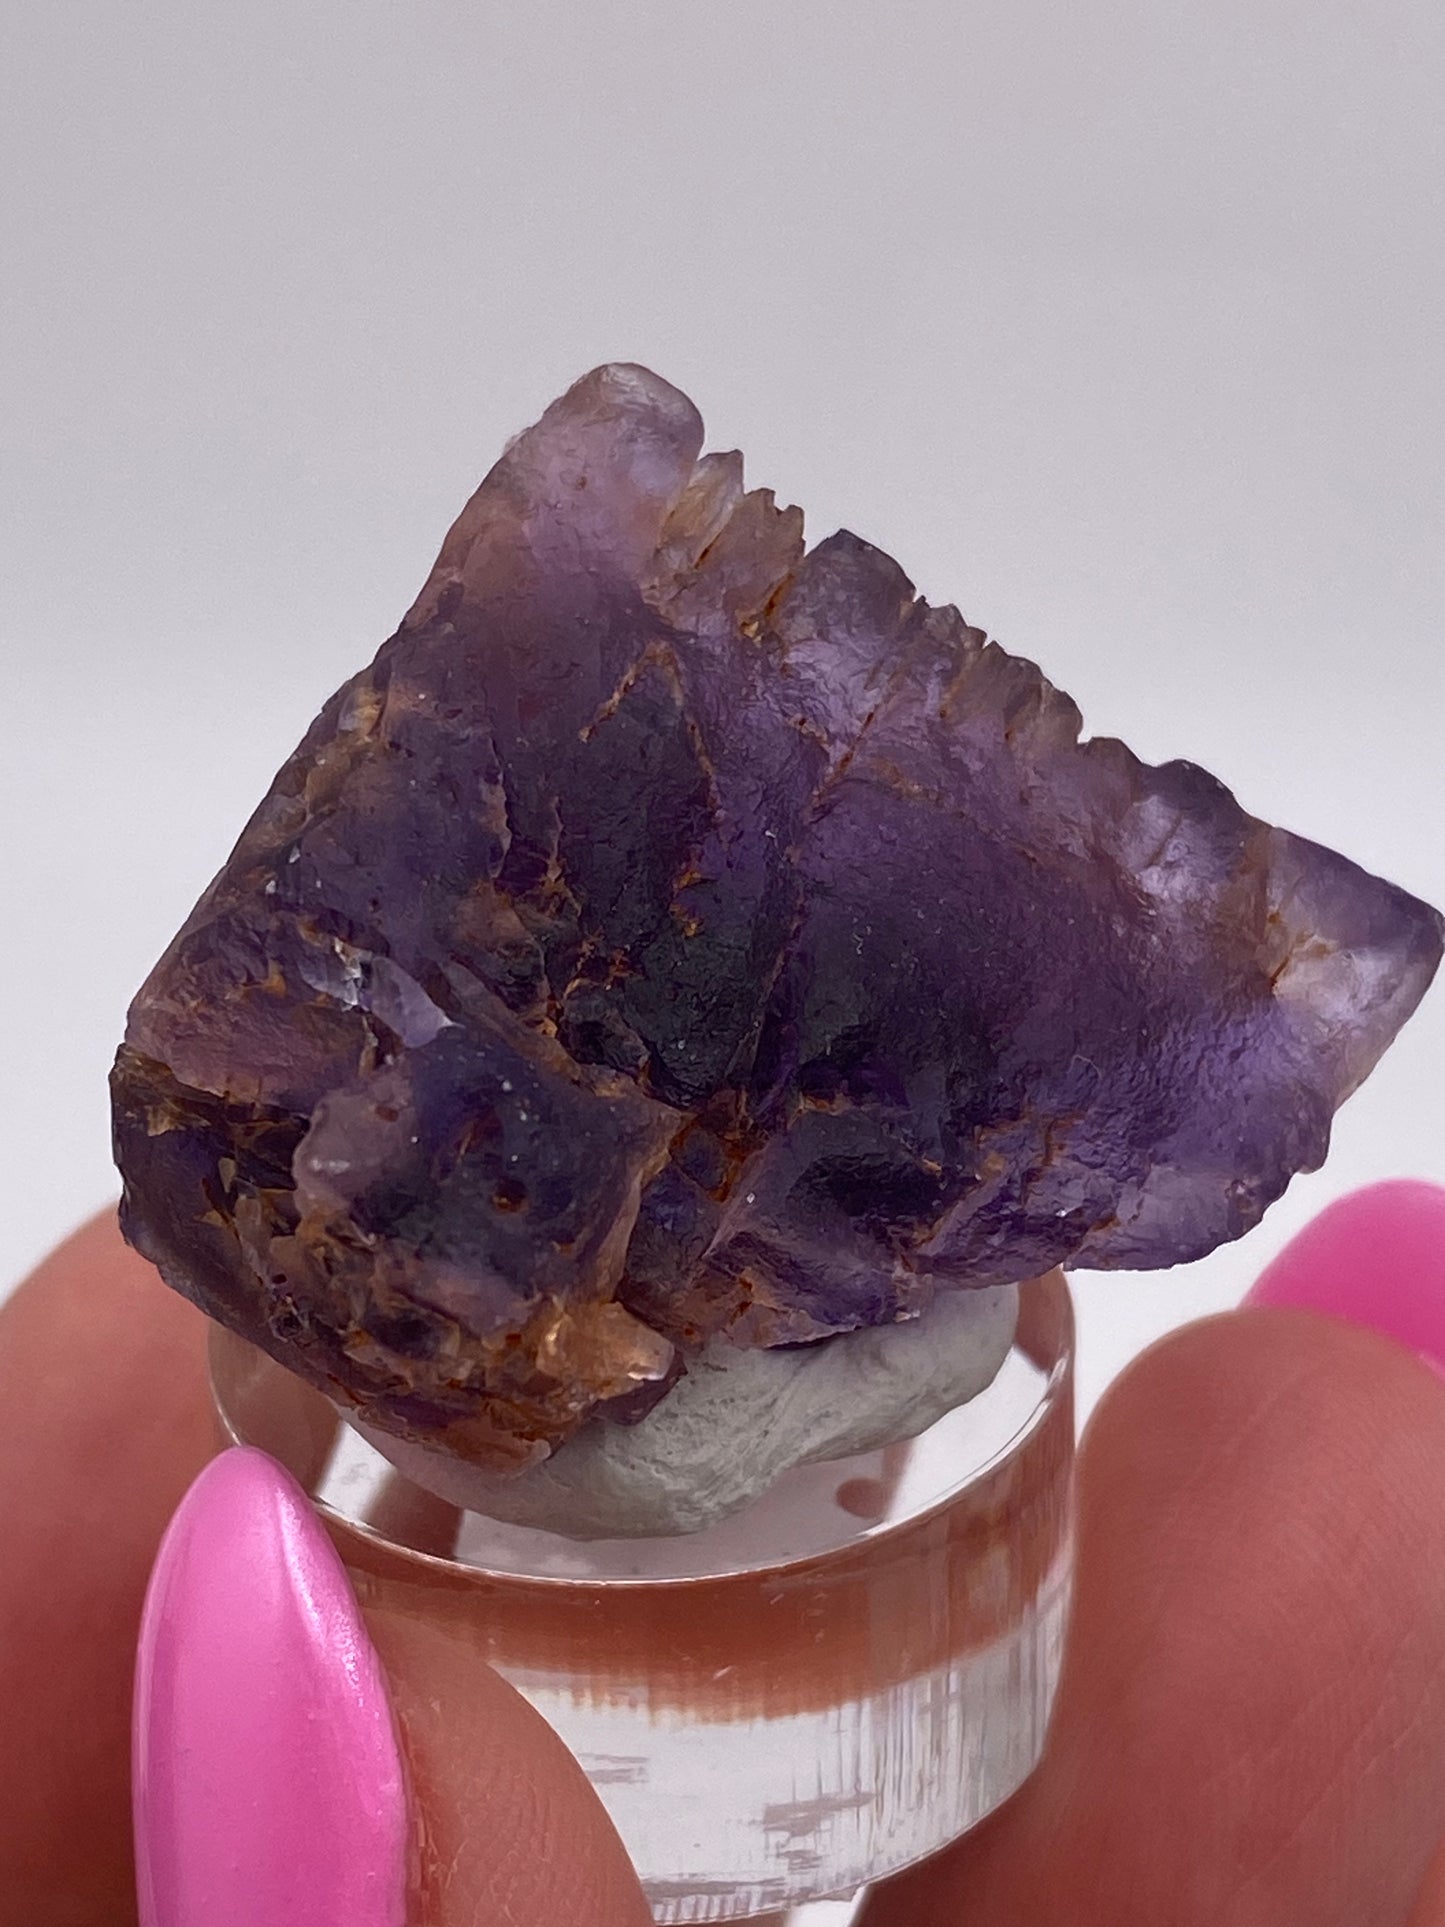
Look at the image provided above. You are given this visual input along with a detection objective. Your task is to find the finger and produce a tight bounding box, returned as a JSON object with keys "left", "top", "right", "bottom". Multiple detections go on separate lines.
{"left": 0, "top": 1213, "right": 217, "bottom": 1926}
{"left": 367, "top": 1611, "right": 651, "bottom": 1927}
{"left": 862, "top": 1305, "right": 1445, "bottom": 1927}
{"left": 1409, "top": 1837, "right": 1445, "bottom": 1926}
{"left": 0, "top": 1214, "right": 649, "bottom": 1927}
{"left": 1245, "top": 1177, "right": 1445, "bottom": 1372}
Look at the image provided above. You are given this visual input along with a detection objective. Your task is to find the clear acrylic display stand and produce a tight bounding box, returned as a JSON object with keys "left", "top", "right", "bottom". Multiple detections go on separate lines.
{"left": 211, "top": 1270, "right": 1074, "bottom": 1922}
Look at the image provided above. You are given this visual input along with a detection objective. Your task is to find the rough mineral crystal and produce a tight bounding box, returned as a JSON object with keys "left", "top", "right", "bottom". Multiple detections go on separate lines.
{"left": 112, "top": 364, "right": 1443, "bottom": 1473}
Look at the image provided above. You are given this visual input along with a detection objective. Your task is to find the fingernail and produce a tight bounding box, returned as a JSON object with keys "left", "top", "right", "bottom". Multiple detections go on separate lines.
{"left": 133, "top": 1446, "right": 408, "bottom": 1927}
{"left": 1246, "top": 1179, "right": 1445, "bottom": 1375}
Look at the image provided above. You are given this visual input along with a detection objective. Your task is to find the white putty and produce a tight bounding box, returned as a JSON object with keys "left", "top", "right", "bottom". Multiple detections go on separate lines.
{"left": 358, "top": 1283, "right": 1018, "bottom": 1539}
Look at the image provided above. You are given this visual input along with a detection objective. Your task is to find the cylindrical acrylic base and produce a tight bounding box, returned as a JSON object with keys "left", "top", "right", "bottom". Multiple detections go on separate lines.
{"left": 210, "top": 1272, "right": 1074, "bottom": 1922}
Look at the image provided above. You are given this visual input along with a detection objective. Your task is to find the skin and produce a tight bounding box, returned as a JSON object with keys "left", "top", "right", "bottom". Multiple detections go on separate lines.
{"left": 2, "top": 1212, "right": 1445, "bottom": 1926}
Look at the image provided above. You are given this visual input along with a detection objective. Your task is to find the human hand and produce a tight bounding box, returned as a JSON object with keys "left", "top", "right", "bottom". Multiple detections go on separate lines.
{"left": 3, "top": 1185, "right": 1445, "bottom": 1927}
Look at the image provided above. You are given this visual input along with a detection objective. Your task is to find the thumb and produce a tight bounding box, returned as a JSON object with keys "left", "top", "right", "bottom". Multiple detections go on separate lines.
{"left": 134, "top": 1445, "right": 650, "bottom": 1927}
{"left": 0, "top": 1213, "right": 648, "bottom": 1927}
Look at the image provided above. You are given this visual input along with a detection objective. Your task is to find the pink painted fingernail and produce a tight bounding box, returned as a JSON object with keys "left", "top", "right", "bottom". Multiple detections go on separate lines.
{"left": 1246, "top": 1179, "right": 1445, "bottom": 1375}
{"left": 133, "top": 1447, "right": 408, "bottom": 1927}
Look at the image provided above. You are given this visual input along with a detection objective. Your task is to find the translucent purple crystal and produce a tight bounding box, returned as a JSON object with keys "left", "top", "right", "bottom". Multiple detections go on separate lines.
{"left": 111, "top": 365, "right": 1443, "bottom": 1466}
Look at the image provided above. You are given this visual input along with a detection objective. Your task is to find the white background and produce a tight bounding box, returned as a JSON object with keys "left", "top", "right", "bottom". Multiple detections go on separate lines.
{"left": 3, "top": 0, "right": 1441, "bottom": 1419}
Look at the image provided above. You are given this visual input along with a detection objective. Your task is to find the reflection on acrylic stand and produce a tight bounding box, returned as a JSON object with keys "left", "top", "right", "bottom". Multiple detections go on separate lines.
{"left": 212, "top": 1270, "right": 1075, "bottom": 1923}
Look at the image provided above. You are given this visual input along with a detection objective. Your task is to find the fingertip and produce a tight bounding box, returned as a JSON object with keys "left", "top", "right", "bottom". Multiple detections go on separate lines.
{"left": 134, "top": 1448, "right": 408, "bottom": 1927}
{"left": 0, "top": 1210, "right": 218, "bottom": 1924}
{"left": 361, "top": 1605, "right": 651, "bottom": 1927}
{"left": 867, "top": 1304, "right": 1445, "bottom": 1927}
{"left": 2, "top": 1214, "right": 648, "bottom": 1927}
{"left": 1245, "top": 1179, "right": 1445, "bottom": 1374}
{"left": 1075, "top": 1308, "right": 1445, "bottom": 1921}
{"left": 1072, "top": 1303, "right": 1445, "bottom": 1654}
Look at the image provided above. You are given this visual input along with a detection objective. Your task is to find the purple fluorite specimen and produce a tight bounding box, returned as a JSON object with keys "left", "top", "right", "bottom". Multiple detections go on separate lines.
{"left": 112, "top": 365, "right": 1442, "bottom": 1467}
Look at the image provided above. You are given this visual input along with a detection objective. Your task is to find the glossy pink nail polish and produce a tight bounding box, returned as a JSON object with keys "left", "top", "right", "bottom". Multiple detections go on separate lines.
{"left": 133, "top": 1446, "right": 408, "bottom": 1927}
{"left": 1246, "top": 1178, "right": 1445, "bottom": 1376}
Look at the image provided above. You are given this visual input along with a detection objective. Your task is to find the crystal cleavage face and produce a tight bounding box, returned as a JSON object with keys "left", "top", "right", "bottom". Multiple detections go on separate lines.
{"left": 111, "top": 365, "right": 1443, "bottom": 1470}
